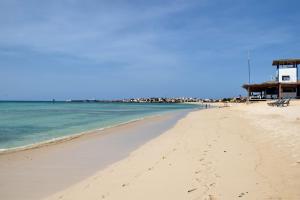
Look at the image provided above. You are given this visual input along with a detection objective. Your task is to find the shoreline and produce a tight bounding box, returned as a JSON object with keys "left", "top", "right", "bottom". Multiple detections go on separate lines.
{"left": 42, "top": 101, "right": 300, "bottom": 200}
{"left": 0, "top": 109, "right": 193, "bottom": 200}
{"left": 0, "top": 109, "right": 197, "bottom": 155}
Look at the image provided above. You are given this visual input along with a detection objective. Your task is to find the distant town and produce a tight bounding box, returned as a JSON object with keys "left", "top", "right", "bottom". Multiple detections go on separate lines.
{"left": 65, "top": 96, "right": 246, "bottom": 103}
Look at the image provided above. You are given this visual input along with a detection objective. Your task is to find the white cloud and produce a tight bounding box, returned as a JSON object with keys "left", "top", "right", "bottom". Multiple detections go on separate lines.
{"left": 0, "top": 0, "right": 205, "bottom": 71}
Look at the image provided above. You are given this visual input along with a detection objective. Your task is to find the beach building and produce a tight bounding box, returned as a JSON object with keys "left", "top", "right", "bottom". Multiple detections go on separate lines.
{"left": 243, "top": 59, "right": 300, "bottom": 99}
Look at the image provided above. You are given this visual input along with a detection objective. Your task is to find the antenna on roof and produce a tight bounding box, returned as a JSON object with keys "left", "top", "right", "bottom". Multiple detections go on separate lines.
{"left": 246, "top": 50, "right": 251, "bottom": 103}
{"left": 248, "top": 50, "right": 251, "bottom": 84}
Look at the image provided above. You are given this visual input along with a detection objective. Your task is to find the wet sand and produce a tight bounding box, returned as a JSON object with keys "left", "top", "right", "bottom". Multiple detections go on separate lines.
{"left": 0, "top": 110, "right": 190, "bottom": 200}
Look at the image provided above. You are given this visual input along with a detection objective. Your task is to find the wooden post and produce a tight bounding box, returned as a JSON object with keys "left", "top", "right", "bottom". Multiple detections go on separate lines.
{"left": 247, "top": 86, "right": 251, "bottom": 99}
{"left": 278, "top": 84, "right": 282, "bottom": 99}
{"left": 246, "top": 86, "right": 250, "bottom": 104}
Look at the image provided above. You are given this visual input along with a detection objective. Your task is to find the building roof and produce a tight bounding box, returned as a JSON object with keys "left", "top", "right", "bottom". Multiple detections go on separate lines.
{"left": 243, "top": 81, "right": 278, "bottom": 89}
{"left": 243, "top": 80, "right": 300, "bottom": 89}
{"left": 272, "top": 59, "right": 300, "bottom": 66}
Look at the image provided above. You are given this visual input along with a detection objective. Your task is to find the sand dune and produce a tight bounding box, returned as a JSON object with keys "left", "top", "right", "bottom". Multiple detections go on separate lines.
{"left": 44, "top": 101, "right": 300, "bottom": 200}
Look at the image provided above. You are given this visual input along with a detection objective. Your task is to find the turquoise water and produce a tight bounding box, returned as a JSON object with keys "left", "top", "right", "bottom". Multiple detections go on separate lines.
{"left": 0, "top": 102, "right": 200, "bottom": 150}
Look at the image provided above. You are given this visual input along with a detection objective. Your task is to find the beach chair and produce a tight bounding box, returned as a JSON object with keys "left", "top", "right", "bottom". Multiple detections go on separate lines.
{"left": 267, "top": 99, "right": 281, "bottom": 106}
{"left": 268, "top": 99, "right": 289, "bottom": 107}
{"left": 281, "top": 98, "right": 291, "bottom": 107}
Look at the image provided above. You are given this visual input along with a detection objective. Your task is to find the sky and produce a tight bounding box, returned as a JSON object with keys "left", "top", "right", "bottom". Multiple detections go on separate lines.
{"left": 0, "top": 0, "right": 299, "bottom": 100}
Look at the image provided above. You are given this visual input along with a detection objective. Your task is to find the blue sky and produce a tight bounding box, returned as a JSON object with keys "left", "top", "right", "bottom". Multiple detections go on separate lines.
{"left": 0, "top": 0, "right": 299, "bottom": 100}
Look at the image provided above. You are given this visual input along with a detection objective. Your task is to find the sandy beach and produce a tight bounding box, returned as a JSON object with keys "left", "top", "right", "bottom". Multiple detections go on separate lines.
{"left": 1, "top": 0, "right": 299, "bottom": 199}
{"left": 40, "top": 101, "right": 300, "bottom": 200}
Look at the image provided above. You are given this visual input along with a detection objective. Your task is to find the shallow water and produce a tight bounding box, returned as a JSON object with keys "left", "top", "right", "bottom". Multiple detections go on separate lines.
{"left": 0, "top": 102, "right": 200, "bottom": 149}
{"left": 0, "top": 109, "right": 192, "bottom": 200}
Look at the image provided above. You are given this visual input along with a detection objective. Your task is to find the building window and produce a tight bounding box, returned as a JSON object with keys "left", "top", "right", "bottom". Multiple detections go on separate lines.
{"left": 282, "top": 87, "right": 296, "bottom": 93}
{"left": 282, "top": 75, "right": 290, "bottom": 81}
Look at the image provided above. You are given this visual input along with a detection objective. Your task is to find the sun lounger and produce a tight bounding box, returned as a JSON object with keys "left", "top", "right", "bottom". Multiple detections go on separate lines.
{"left": 280, "top": 98, "right": 290, "bottom": 107}
{"left": 268, "top": 99, "right": 282, "bottom": 106}
{"left": 268, "top": 98, "right": 290, "bottom": 107}
{"left": 267, "top": 100, "right": 277, "bottom": 106}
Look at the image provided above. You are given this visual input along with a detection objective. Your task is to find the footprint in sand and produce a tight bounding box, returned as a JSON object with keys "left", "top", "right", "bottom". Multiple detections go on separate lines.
{"left": 148, "top": 167, "right": 153, "bottom": 171}
{"left": 187, "top": 188, "right": 197, "bottom": 193}
{"left": 122, "top": 183, "right": 129, "bottom": 187}
{"left": 238, "top": 192, "right": 248, "bottom": 198}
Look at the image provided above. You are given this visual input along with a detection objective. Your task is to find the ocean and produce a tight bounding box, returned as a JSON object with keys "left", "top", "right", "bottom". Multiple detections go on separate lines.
{"left": 0, "top": 101, "right": 200, "bottom": 150}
